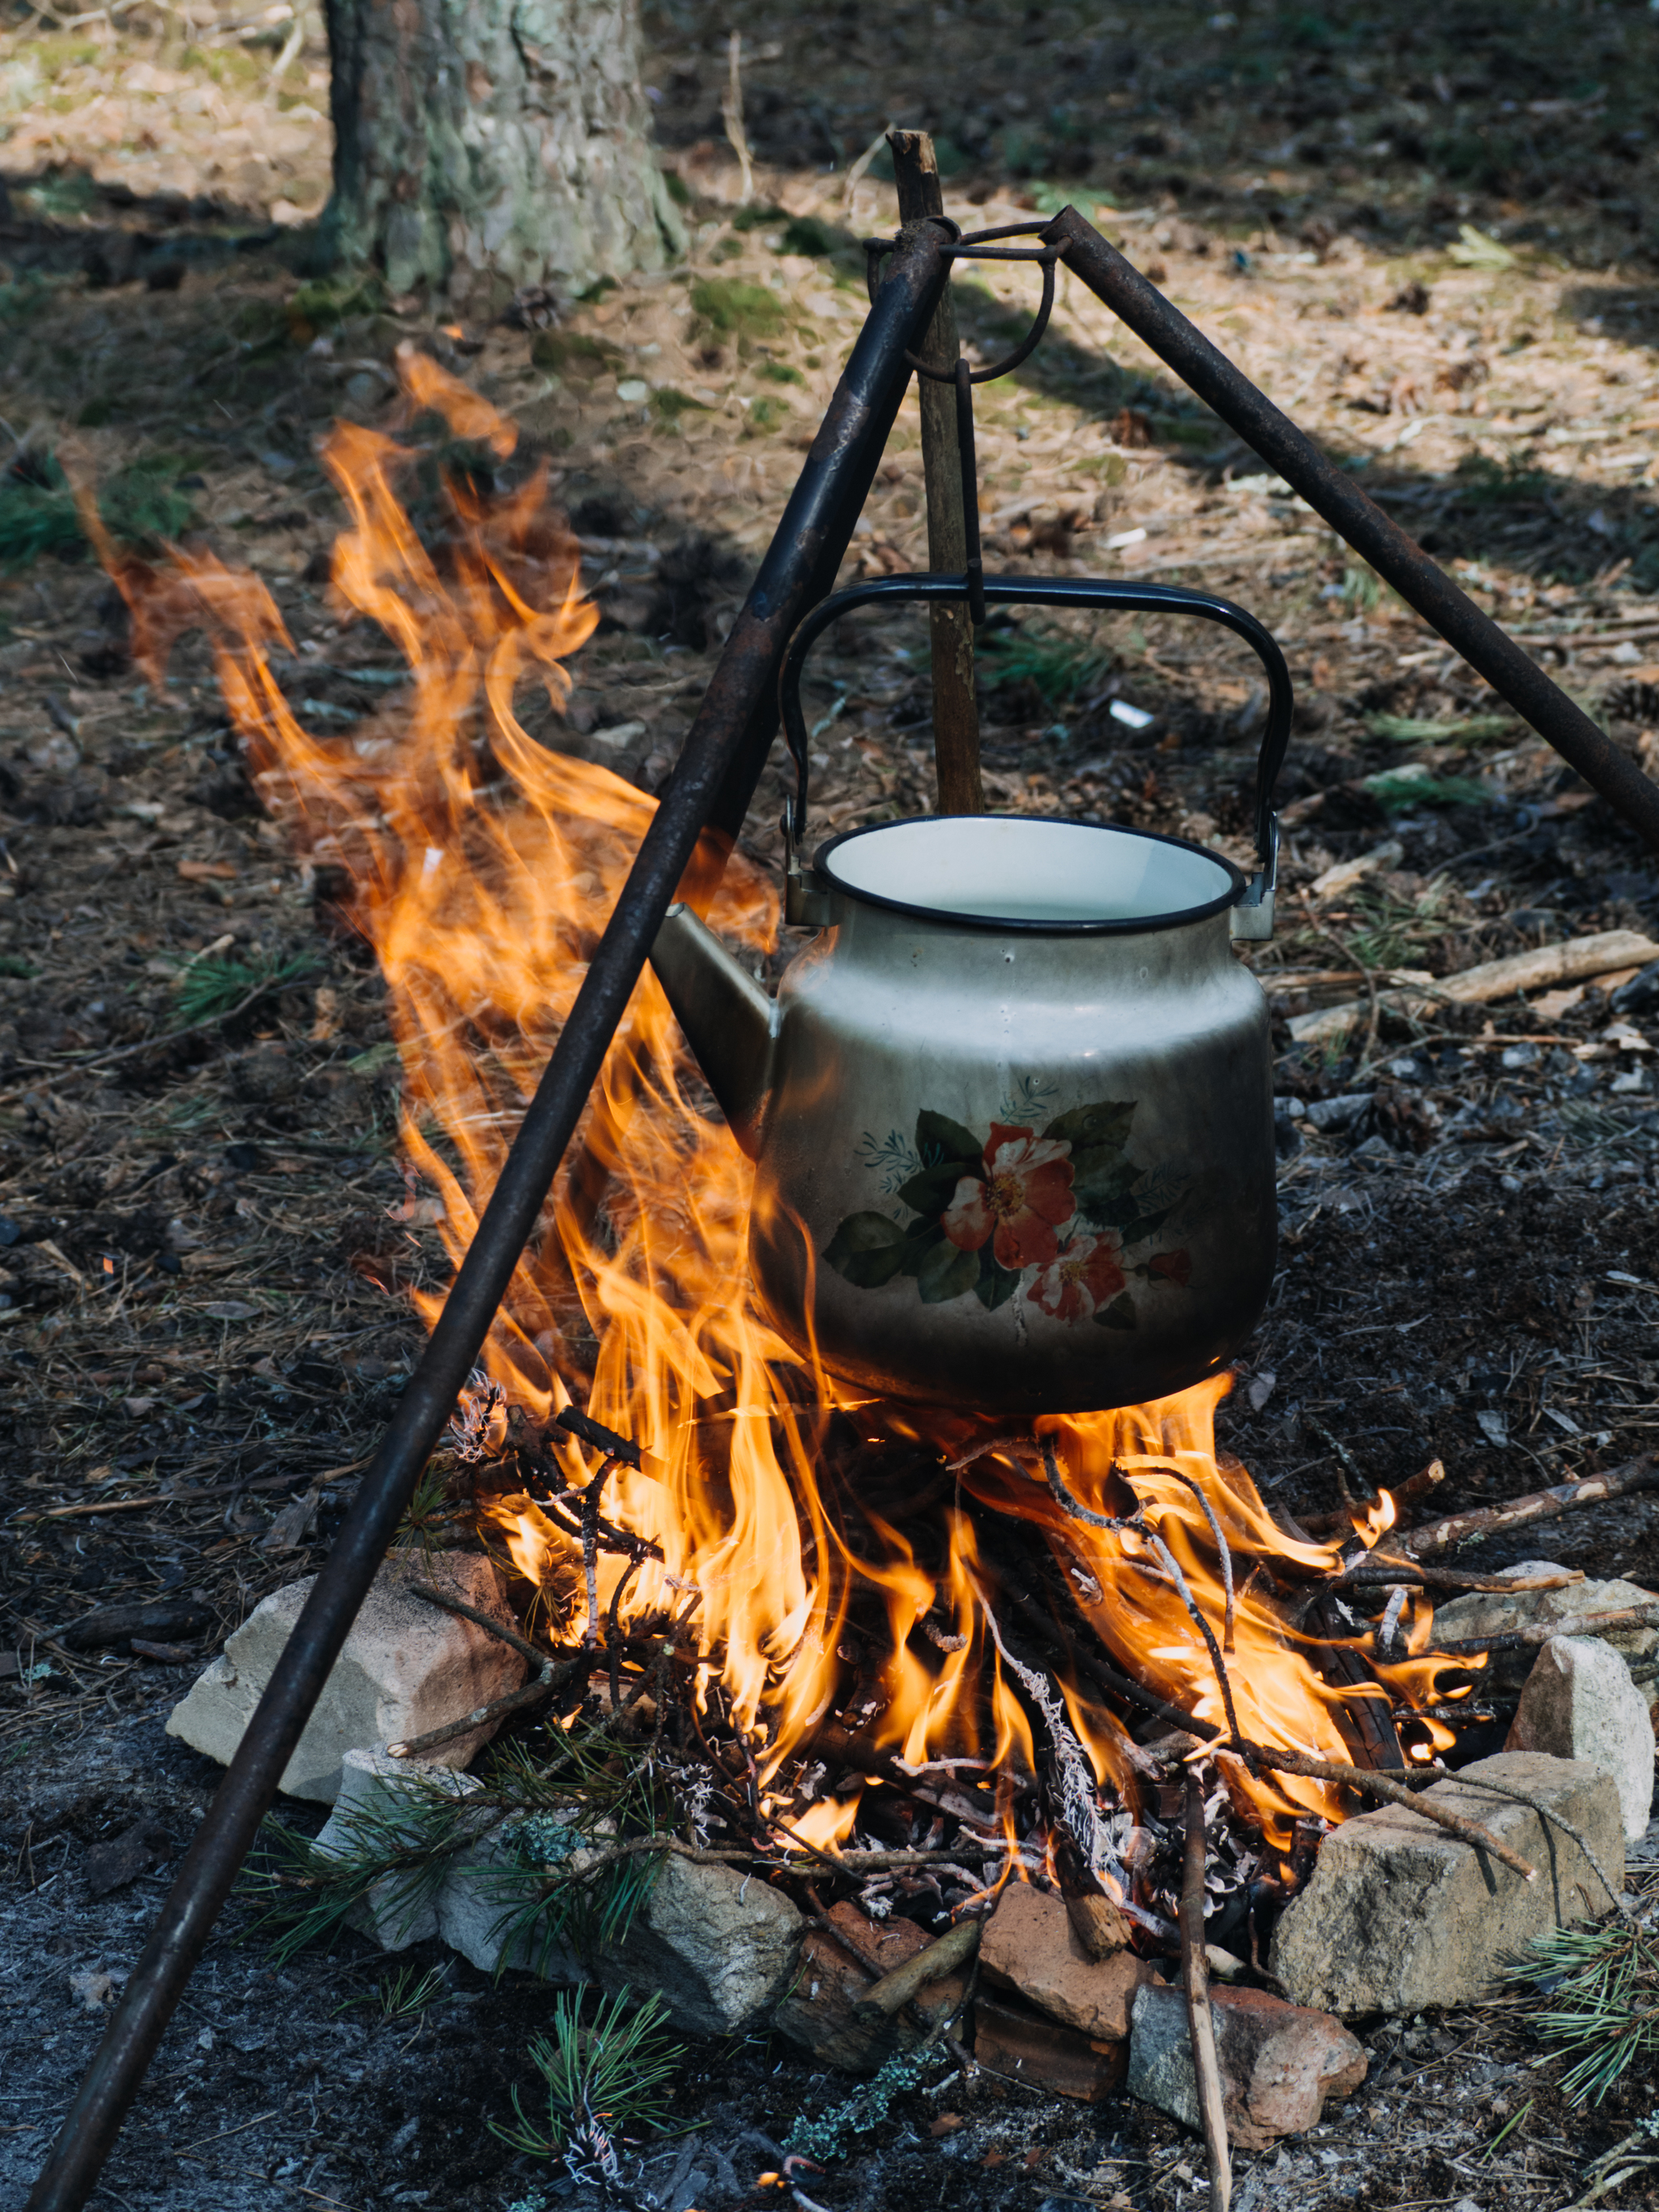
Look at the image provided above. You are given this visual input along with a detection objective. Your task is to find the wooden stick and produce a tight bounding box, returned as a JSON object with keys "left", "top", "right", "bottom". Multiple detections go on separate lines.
{"left": 854, "top": 1915, "right": 981, "bottom": 2020}
{"left": 1232, "top": 1741, "right": 1537, "bottom": 1880}
{"left": 1065, "top": 1889, "right": 1132, "bottom": 1959}
{"left": 1302, "top": 1458, "right": 1446, "bottom": 1535}
{"left": 1426, "top": 1762, "right": 1627, "bottom": 1915}
{"left": 888, "top": 128, "right": 983, "bottom": 815}
{"left": 385, "top": 1668, "right": 568, "bottom": 1759}
{"left": 1324, "top": 1564, "right": 1584, "bottom": 1595}
{"left": 1429, "top": 1601, "right": 1658, "bottom": 1656}
{"left": 407, "top": 1578, "right": 548, "bottom": 1668}
{"left": 1289, "top": 930, "right": 1659, "bottom": 1047}
{"left": 1401, "top": 1457, "right": 1659, "bottom": 1558}
{"left": 1183, "top": 1770, "right": 1231, "bottom": 2212}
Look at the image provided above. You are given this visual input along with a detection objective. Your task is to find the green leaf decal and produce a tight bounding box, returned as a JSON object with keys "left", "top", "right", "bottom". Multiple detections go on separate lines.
{"left": 1115, "top": 1207, "right": 1174, "bottom": 1248}
{"left": 894, "top": 1221, "right": 948, "bottom": 1276}
{"left": 1070, "top": 1151, "right": 1140, "bottom": 1223}
{"left": 1095, "top": 1291, "right": 1138, "bottom": 1331}
{"left": 915, "top": 1236, "right": 982, "bottom": 1304}
{"left": 1043, "top": 1100, "right": 1135, "bottom": 1151}
{"left": 915, "top": 1108, "right": 983, "bottom": 1170}
{"left": 825, "top": 1212, "right": 909, "bottom": 1288}
{"left": 972, "top": 1256, "right": 1022, "bottom": 1311}
{"left": 894, "top": 1164, "right": 972, "bottom": 1216}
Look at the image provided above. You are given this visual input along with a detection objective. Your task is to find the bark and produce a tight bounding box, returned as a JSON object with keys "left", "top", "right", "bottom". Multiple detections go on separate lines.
{"left": 322, "top": 0, "right": 684, "bottom": 310}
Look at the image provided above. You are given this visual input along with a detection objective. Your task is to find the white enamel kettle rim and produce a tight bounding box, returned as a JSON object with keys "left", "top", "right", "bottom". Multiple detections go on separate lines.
{"left": 778, "top": 570, "right": 1290, "bottom": 942}
{"left": 814, "top": 810, "right": 1246, "bottom": 935}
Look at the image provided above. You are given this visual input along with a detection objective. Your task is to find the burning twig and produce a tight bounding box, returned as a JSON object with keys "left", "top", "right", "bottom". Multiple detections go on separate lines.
{"left": 943, "top": 1431, "right": 1038, "bottom": 1476}
{"left": 1164, "top": 1466, "right": 1237, "bottom": 1653}
{"left": 1303, "top": 1457, "right": 1446, "bottom": 1537}
{"left": 554, "top": 1404, "right": 643, "bottom": 1471}
{"left": 1005, "top": 1587, "right": 1224, "bottom": 1744}
{"left": 810, "top": 1723, "right": 1006, "bottom": 1835}
{"left": 982, "top": 1599, "right": 1124, "bottom": 1890}
{"left": 1374, "top": 1584, "right": 1410, "bottom": 1660}
{"left": 1040, "top": 1440, "right": 1245, "bottom": 1747}
{"left": 1182, "top": 1768, "right": 1232, "bottom": 2212}
{"left": 1401, "top": 1456, "right": 1659, "bottom": 1558}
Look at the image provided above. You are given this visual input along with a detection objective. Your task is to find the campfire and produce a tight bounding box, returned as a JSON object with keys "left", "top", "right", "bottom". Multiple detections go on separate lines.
{"left": 92, "top": 344, "right": 1655, "bottom": 2193}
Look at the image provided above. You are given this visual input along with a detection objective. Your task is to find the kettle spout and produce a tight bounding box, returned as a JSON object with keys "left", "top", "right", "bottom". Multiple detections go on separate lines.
{"left": 648, "top": 903, "right": 778, "bottom": 1158}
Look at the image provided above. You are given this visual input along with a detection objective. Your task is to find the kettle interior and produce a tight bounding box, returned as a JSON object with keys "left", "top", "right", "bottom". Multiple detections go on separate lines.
{"left": 817, "top": 813, "right": 1243, "bottom": 930}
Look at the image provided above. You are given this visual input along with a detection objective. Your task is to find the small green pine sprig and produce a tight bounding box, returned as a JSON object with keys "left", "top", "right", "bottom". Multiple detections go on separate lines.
{"left": 489, "top": 1988, "right": 680, "bottom": 2160}
{"left": 1502, "top": 1915, "right": 1659, "bottom": 2105}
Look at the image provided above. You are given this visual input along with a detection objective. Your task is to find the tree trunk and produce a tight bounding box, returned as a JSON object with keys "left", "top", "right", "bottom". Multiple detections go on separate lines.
{"left": 322, "top": 0, "right": 684, "bottom": 312}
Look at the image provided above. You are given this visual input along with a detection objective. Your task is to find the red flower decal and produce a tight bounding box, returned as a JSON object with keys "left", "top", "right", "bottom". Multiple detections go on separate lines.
{"left": 1030, "top": 1230, "right": 1127, "bottom": 1322}
{"left": 940, "top": 1121, "right": 1077, "bottom": 1270}
{"left": 1148, "top": 1248, "right": 1192, "bottom": 1287}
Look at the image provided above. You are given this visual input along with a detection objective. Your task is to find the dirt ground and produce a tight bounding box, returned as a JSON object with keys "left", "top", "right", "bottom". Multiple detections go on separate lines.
{"left": 3, "top": 0, "right": 1659, "bottom": 2206}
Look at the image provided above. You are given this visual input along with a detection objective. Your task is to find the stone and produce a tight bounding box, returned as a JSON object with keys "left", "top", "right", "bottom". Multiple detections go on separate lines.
{"left": 973, "top": 1994, "right": 1128, "bottom": 2101}
{"left": 312, "top": 1749, "right": 484, "bottom": 1951}
{"left": 599, "top": 1851, "right": 804, "bottom": 2037}
{"left": 772, "top": 1902, "right": 966, "bottom": 2073}
{"left": 1270, "top": 1752, "right": 1624, "bottom": 2018}
{"left": 1127, "top": 1982, "right": 1367, "bottom": 2150}
{"left": 1432, "top": 1565, "right": 1659, "bottom": 1715}
{"left": 979, "top": 1881, "right": 1162, "bottom": 2040}
{"left": 1506, "top": 1637, "right": 1657, "bottom": 1844}
{"left": 165, "top": 1551, "right": 525, "bottom": 1802}
{"left": 436, "top": 1824, "right": 588, "bottom": 1981}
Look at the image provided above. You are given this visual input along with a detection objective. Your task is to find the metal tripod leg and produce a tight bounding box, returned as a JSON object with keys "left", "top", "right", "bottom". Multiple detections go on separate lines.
{"left": 1044, "top": 203, "right": 1659, "bottom": 855}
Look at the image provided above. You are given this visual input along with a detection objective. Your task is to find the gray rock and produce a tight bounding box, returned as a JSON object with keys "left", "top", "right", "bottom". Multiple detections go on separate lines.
{"left": 436, "top": 1816, "right": 594, "bottom": 1983}
{"left": 164, "top": 1551, "right": 525, "bottom": 1802}
{"left": 1506, "top": 1637, "right": 1657, "bottom": 1844}
{"left": 1127, "top": 1982, "right": 1367, "bottom": 2149}
{"left": 312, "top": 1749, "right": 482, "bottom": 1951}
{"left": 1269, "top": 1752, "right": 1623, "bottom": 2018}
{"left": 599, "top": 1851, "right": 803, "bottom": 2036}
{"left": 1432, "top": 1565, "right": 1659, "bottom": 1714}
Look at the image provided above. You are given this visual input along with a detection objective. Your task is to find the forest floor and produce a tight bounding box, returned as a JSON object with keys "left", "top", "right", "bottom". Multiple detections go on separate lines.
{"left": 2, "top": 0, "right": 1659, "bottom": 2207}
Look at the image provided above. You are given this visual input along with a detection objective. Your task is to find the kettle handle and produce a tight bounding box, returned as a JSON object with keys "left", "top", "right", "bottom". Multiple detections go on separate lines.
{"left": 778, "top": 571, "right": 1292, "bottom": 937}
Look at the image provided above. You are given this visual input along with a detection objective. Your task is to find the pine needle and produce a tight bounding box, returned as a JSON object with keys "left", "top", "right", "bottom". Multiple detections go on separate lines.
{"left": 1501, "top": 1917, "right": 1659, "bottom": 2104}
{"left": 0, "top": 450, "right": 195, "bottom": 570}
{"left": 173, "top": 950, "right": 315, "bottom": 1027}
{"left": 489, "top": 1988, "right": 681, "bottom": 2159}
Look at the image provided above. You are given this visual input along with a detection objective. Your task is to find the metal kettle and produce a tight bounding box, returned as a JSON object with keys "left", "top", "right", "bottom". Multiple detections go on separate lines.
{"left": 649, "top": 573, "right": 1290, "bottom": 1415}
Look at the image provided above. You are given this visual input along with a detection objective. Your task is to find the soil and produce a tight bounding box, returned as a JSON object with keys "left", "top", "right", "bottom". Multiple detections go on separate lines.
{"left": 3, "top": 0, "right": 1659, "bottom": 2207}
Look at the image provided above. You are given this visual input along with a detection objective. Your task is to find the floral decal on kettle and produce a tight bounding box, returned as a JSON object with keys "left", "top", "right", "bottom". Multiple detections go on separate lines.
{"left": 825, "top": 1101, "right": 1191, "bottom": 1329}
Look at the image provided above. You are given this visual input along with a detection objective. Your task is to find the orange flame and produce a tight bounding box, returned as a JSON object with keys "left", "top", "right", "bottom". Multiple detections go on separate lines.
{"left": 96, "top": 348, "right": 1469, "bottom": 1864}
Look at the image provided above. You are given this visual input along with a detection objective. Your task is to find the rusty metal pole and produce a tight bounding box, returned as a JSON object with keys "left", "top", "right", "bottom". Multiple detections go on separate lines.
{"left": 1043, "top": 203, "right": 1659, "bottom": 856}
{"left": 889, "top": 128, "right": 984, "bottom": 813}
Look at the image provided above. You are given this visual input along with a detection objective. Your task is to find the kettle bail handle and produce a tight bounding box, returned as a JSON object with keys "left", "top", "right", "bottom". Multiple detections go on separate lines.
{"left": 778, "top": 571, "right": 1292, "bottom": 923}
